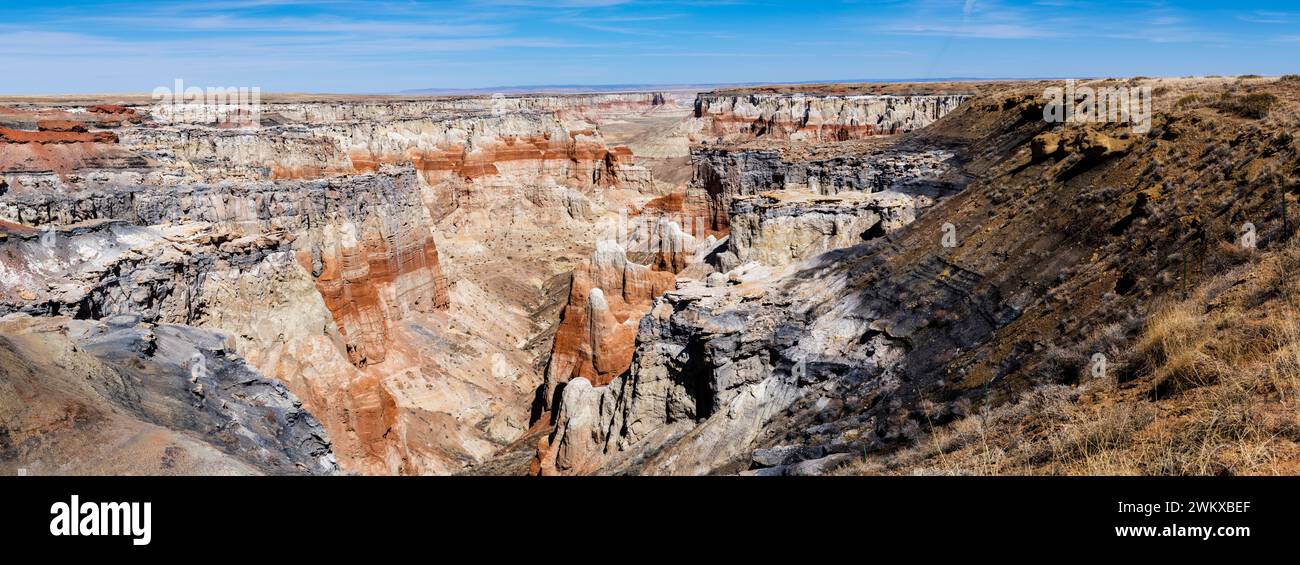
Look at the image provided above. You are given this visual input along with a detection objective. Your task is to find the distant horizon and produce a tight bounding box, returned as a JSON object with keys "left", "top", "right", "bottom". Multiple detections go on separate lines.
{"left": 399, "top": 76, "right": 1040, "bottom": 95}
{"left": 4, "top": 74, "right": 1286, "bottom": 98}
{"left": 2, "top": 1, "right": 1298, "bottom": 95}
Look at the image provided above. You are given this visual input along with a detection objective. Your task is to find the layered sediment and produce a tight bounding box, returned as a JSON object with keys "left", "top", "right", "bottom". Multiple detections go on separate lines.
{"left": 1, "top": 92, "right": 679, "bottom": 475}
{"left": 694, "top": 92, "right": 968, "bottom": 143}
{"left": 729, "top": 189, "right": 929, "bottom": 266}
{"left": 685, "top": 146, "right": 959, "bottom": 236}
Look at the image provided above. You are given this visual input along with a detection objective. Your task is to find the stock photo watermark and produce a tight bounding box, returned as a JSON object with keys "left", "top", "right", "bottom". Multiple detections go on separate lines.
{"left": 596, "top": 210, "right": 709, "bottom": 255}
{"left": 1043, "top": 79, "right": 1153, "bottom": 134}
{"left": 941, "top": 222, "right": 958, "bottom": 248}
{"left": 1240, "top": 222, "right": 1257, "bottom": 250}
{"left": 151, "top": 79, "right": 262, "bottom": 127}
{"left": 1091, "top": 353, "right": 1107, "bottom": 380}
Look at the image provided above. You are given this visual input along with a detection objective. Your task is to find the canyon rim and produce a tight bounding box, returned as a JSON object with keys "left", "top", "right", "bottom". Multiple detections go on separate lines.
{"left": 7, "top": 75, "right": 1299, "bottom": 479}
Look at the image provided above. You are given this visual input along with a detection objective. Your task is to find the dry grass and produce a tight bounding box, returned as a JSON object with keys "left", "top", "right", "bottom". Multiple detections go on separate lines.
{"left": 841, "top": 242, "right": 1300, "bottom": 476}
{"left": 1174, "top": 94, "right": 1202, "bottom": 109}
{"left": 1215, "top": 92, "right": 1279, "bottom": 119}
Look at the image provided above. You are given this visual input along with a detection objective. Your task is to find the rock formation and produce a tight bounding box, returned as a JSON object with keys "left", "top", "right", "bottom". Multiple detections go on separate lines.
{"left": 1, "top": 91, "right": 686, "bottom": 475}
{"left": 523, "top": 78, "right": 1300, "bottom": 477}
{"left": 729, "top": 189, "right": 930, "bottom": 266}
{"left": 0, "top": 313, "right": 336, "bottom": 475}
{"left": 694, "top": 92, "right": 968, "bottom": 142}
{"left": 538, "top": 240, "right": 675, "bottom": 416}
{"left": 685, "top": 146, "right": 959, "bottom": 236}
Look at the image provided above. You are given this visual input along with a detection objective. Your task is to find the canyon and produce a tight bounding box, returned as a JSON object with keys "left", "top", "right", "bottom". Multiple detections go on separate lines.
{"left": 4, "top": 76, "right": 1299, "bottom": 476}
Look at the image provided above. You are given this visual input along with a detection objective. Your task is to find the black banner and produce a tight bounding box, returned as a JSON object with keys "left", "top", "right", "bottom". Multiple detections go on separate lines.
{"left": 0, "top": 476, "right": 1281, "bottom": 556}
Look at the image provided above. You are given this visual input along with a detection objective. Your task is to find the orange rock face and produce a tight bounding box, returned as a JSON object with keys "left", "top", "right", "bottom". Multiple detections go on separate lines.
{"left": 300, "top": 225, "right": 450, "bottom": 367}
{"left": 0, "top": 123, "right": 122, "bottom": 175}
{"left": 0, "top": 127, "right": 117, "bottom": 144}
{"left": 540, "top": 240, "right": 675, "bottom": 416}
{"left": 86, "top": 104, "right": 144, "bottom": 124}
{"left": 637, "top": 189, "right": 727, "bottom": 245}
{"left": 347, "top": 135, "right": 636, "bottom": 188}
{"left": 36, "top": 120, "right": 88, "bottom": 133}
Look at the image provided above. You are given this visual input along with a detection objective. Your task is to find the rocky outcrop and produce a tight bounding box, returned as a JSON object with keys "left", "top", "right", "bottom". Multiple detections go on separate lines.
{"left": 729, "top": 190, "right": 929, "bottom": 266}
{"left": 0, "top": 167, "right": 451, "bottom": 369}
{"left": 0, "top": 313, "right": 337, "bottom": 475}
{"left": 0, "top": 219, "right": 293, "bottom": 322}
{"left": 532, "top": 96, "right": 975, "bottom": 476}
{"left": 538, "top": 240, "right": 675, "bottom": 416}
{"left": 695, "top": 93, "right": 968, "bottom": 143}
{"left": 0, "top": 167, "right": 464, "bottom": 474}
{"left": 532, "top": 183, "right": 948, "bottom": 475}
{"left": 87, "top": 105, "right": 144, "bottom": 126}
{"left": 535, "top": 261, "right": 909, "bottom": 475}
{"left": 124, "top": 111, "right": 651, "bottom": 191}
{"left": 685, "top": 147, "right": 958, "bottom": 235}
{"left": 0, "top": 105, "right": 144, "bottom": 176}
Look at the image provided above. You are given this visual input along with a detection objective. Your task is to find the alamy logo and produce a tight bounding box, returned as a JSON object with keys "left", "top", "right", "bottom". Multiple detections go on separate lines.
{"left": 151, "top": 78, "right": 262, "bottom": 127}
{"left": 1091, "top": 353, "right": 1107, "bottom": 379}
{"left": 49, "top": 495, "right": 152, "bottom": 546}
{"left": 1240, "top": 222, "right": 1257, "bottom": 249}
{"left": 1043, "top": 80, "right": 1152, "bottom": 133}
{"left": 940, "top": 223, "right": 958, "bottom": 248}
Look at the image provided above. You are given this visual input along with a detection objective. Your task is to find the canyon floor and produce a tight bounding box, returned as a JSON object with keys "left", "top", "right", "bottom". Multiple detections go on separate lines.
{"left": 2, "top": 77, "right": 1298, "bottom": 476}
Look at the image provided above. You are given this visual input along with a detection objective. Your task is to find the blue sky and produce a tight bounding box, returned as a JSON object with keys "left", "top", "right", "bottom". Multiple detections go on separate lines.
{"left": 0, "top": 0, "right": 1297, "bottom": 93}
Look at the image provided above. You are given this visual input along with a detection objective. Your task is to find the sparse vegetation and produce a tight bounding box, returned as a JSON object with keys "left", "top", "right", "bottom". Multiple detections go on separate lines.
{"left": 841, "top": 241, "right": 1300, "bottom": 476}
{"left": 1175, "top": 94, "right": 1202, "bottom": 109}
{"left": 1216, "top": 92, "right": 1279, "bottom": 119}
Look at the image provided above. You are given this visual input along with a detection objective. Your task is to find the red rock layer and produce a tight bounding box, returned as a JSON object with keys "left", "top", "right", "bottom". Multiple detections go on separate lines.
{"left": 682, "top": 184, "right": 730, "bottom": 237}
{"left": 0, "top": 128, "right": 117, "bottom": 144}
{"left": 347, "top": 135, "right": 635, "bottom": 187}
{"left": 337, "top": 373, "right": 407, "bottom": 472}
{"left": 541, "top": 241, "right": 675, "bottom": 417}
{"left": 636, "top": 189, "right": 727, "bottom": 242}
{"left": 36, "top": 120, "right": 88, "bottom": 133}
{"left": 300, "top": 227, "right": 450, "bottom": 367}
{"left": 86, "top": 105, "right": 144, "bottom": 125}
{"left": 0, "top": 124, "right": 121, "bottom": 174}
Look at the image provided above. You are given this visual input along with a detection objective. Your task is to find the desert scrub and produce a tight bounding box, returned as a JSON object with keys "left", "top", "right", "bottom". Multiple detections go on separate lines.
{"left": 1216, "top": 92, "right": 1278, "bottom": 119}
{"left": 840, "top": 242, "right": 1300, "bottom": 476}
{"left": 1175, "top": 94, "right": 1201, "bottom": 109}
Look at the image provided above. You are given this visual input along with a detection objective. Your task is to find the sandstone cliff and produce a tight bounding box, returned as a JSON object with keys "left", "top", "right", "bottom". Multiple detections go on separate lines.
{"left": 694, "top": 92, "right": 968, "bottom": 143}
